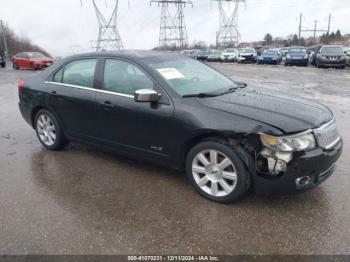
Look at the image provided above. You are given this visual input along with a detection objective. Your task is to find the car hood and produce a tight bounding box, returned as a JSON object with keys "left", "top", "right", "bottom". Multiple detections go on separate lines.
{"left": 240, "top": 52, "right": 255, "bottom": 56}
{"left": 197, "top": 86, "right": 333, "bottom": 133}
{"left": 261, "top": 54, "right": 278, "bottom": 58}
{"left": 222, "top": 53, "right": 235, "bottom": 56}
{"left": 320, "top": 52, "right": 344, "bottom": 56}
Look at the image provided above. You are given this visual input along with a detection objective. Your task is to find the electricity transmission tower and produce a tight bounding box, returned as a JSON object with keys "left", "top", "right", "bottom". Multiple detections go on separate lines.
{"left": 151, "top": 0, "right": 193, "bottom": 50}
{"left": 213, "top": 0, "right": 245, "bottom": 48}
{"left": 92, "top": 0, "right": 124, "bottom": 51}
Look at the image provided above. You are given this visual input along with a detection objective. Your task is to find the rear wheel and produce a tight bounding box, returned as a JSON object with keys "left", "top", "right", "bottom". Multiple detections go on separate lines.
{"left": 34, "top": 109, "right": 68, "bottom": 150}
{"left": 186, "top": 140, "right": 250, "bottom": 203}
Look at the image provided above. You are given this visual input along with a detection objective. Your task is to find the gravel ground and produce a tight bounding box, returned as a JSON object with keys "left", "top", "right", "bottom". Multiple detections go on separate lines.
{"left": 0, "top": 63, "right": 349, "bottom": 255}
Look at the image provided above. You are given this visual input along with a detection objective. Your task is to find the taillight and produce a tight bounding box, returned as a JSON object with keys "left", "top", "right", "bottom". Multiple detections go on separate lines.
{"left": 18, "top": 79, "right": 25, "bottom": 92}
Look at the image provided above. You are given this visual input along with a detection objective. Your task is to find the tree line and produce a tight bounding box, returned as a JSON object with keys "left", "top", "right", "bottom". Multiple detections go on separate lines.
{"left": 263, "top": 29, "right": 348, "bottom": 47}
{"left": 0, "top": 22, "right": 50, "bottom": 58}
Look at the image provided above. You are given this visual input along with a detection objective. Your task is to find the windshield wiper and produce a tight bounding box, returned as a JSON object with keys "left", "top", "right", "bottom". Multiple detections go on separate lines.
{"left": 237, "top": 82, "right": 247, "bottom": 88}
{"left": 183, "top": 83, "right": 247, "bottom": 98}
{"left": 183, "top": 92, "right": 221, "bottom": 98}
{"left": 221, "top": 83, "right": 247, "bottom": 95}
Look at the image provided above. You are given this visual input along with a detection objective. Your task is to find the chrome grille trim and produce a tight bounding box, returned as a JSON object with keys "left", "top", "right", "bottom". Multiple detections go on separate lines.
{"left": 313, "top": 119, "right": 341, "bottom": 150}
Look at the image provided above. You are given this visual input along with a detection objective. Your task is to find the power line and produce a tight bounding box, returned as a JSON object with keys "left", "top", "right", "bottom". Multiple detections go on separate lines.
{"left": 298, "top": 13, "right": 331, "bottom": 42}
{"left": 151, "top": 0, "right": 193, "bottom": 49}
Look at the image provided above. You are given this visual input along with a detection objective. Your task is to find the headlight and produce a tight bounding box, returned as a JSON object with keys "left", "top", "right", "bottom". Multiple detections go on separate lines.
{"left": 286, "top": 54, "right": 291, "bottom": 59}
{"left": 260, "top": 132, "right": 316, "bottom": 152}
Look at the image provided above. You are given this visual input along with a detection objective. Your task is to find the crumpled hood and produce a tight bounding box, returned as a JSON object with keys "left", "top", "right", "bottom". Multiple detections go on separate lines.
{"left": 197, "top": 87, "right": 333, "bottom": 133}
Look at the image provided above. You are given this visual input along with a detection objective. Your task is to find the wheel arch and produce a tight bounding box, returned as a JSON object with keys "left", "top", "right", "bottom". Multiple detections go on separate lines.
{"left": 31, "top": 106, "right": 64, "bottom": 132}
{"left": 31, "top": 106, "right": 47, "bottom": 128}
{"left": 181, "top": 131, "right": 257, "bottom": 175}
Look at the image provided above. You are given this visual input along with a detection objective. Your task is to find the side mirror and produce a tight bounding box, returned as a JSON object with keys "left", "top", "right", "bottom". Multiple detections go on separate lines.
{"left": 134, "top": 89, "right": 161, "bottom": 103}
{"left": 345, "top": 51, "right": 348, "bottom": 54}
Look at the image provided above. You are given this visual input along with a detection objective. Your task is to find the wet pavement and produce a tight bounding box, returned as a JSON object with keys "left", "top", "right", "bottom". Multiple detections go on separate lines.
{"left": 0, "top": 64, "right": 349, "bottom": 255}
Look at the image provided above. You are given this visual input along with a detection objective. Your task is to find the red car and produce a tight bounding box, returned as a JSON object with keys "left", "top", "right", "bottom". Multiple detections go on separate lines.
{"left": 12, "top": 52, "right": 54, "bottom": 70}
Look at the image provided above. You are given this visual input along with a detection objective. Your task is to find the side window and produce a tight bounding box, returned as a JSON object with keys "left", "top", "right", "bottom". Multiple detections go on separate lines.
{"left": 103, "top": 59, "right": 153, "bottom": 95}
{"left": 53, "top": 68, "right": 64, "bottom": 83}
{"left": 62, "top": 59, "right": 97, "bottom": 88}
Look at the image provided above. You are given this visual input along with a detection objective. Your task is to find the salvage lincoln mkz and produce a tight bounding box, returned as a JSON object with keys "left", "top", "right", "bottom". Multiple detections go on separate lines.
{"left": 18, "top": 51, "right": 342, "bottom": 203}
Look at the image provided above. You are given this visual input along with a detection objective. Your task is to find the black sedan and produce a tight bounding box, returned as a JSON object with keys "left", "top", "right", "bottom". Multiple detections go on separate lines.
{"left": 285, "top": 47, "right": 309, "bottom": 66}
{"left": 18, "top": 51, "right": 342, "bottom": 203}
{"left": 0, "top": 52, "right": 6, "bottom": 68}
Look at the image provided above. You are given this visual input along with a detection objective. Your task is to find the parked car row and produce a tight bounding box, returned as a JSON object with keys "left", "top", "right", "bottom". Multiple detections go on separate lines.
{"left": 181, "top": 45, "right": 349, "bottom": 69}
{"left": 181, "top": 48, "right": 258, "bottom": 63}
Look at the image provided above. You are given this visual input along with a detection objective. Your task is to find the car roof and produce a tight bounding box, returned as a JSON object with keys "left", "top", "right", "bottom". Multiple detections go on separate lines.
{"left": 66, "top": 50, "right": 186, "bottom": 63}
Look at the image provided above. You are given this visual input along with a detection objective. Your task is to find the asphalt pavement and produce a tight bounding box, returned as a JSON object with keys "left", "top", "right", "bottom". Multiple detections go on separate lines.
{"left": 0, "top": 63, "right": 349, "bottom": 255}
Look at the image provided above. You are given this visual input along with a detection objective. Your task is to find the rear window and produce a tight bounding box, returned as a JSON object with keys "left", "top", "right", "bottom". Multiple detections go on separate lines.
{"left": 52, "top": 59, "right": 97, "bottom": 88}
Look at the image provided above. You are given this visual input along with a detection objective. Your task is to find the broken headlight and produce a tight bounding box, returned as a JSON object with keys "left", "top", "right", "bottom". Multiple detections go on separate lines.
{"left": 260, "top": 132, "right": 316, "bottom": 152}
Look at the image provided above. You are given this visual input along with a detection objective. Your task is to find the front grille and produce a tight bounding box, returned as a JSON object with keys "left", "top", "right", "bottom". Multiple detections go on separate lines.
{"left": 326, "top": 56, "right": 341, "bottom": 60}
{"left": 313, "top": 120, "right": 340, "bottom": 149}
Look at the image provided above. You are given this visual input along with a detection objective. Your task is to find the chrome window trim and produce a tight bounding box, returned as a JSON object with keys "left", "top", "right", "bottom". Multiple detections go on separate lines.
{"left": 45, "top": 81, "right": 134, "bottom": 99}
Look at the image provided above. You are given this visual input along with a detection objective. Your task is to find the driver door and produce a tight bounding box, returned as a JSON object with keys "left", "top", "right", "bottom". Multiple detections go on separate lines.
{"left": 95, "top": 58, "right": 175, "bottom": 162}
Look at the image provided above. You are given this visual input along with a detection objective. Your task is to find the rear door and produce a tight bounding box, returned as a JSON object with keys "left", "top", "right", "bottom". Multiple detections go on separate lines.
{"left": 16, "top": 53, "right": 28, "bottom": 68}
{"left": 46, "top": 58, "right": 99, "bottom": 140}
{"left": 94, "top": 58, "right": 175, "bottom": 162}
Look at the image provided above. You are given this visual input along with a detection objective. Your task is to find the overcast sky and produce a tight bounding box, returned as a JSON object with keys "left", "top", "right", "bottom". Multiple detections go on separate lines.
{"left": 1, "top": 0, "right": 349, "bottom": 56}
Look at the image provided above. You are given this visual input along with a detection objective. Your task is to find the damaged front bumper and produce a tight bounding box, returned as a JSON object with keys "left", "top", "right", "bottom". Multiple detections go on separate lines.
{"left": 253, "top": 140, "right": 342, "bottom": 195}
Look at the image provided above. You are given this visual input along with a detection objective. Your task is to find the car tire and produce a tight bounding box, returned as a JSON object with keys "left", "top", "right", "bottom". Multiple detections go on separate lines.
{"left": 13, "top": 63, "right": 19, "bottom": 70}
{"left": 186, "top": 140, "right": 250, "bottom": 203}
{"left": 34, "top": 109, "right": 68, "bottom": 150}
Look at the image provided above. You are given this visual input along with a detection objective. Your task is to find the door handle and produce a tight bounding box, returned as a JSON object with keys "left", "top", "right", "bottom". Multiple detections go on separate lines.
{"left": 99, "top": 101, "right": 115, "bottom": 109}
{"left": 51, "top": 91, "right": 58, "bottom": 96}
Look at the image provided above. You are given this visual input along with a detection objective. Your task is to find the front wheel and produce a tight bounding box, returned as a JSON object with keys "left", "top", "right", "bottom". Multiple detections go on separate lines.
{"left": 34, "top": 109, "right": 68, "bottom": 150}
{"left": 186, "top": 140, "right": 250, "bottom": 203}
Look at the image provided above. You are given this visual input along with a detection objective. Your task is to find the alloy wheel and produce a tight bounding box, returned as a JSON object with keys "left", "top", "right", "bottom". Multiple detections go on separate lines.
{"left": 37, "top": 114, "right": 56, "bottom": 146}
{"left": 192, "top": 149, "right": 238, "bottom": 197}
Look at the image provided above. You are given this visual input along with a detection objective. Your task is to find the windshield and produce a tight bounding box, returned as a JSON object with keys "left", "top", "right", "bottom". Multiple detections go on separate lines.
{"left": 148, "top": 59, "right": 237, "bottom": 96}
{"left": 264, "top": 50, "right": 278, "bottom": 55}
{"left": 240, "top": 48, "right": 255, "bottom": 53}
{"left": 288, "top": 48, "right": 306, "bottom": 54}
{"left": 224, "top": 48, "right": 237, "bottom": 53}
{"left": 27, "top": 52, "right": 45, "bottom": 58}
{"left": 321, "top": 47, "right": 343, "bottom": 55}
